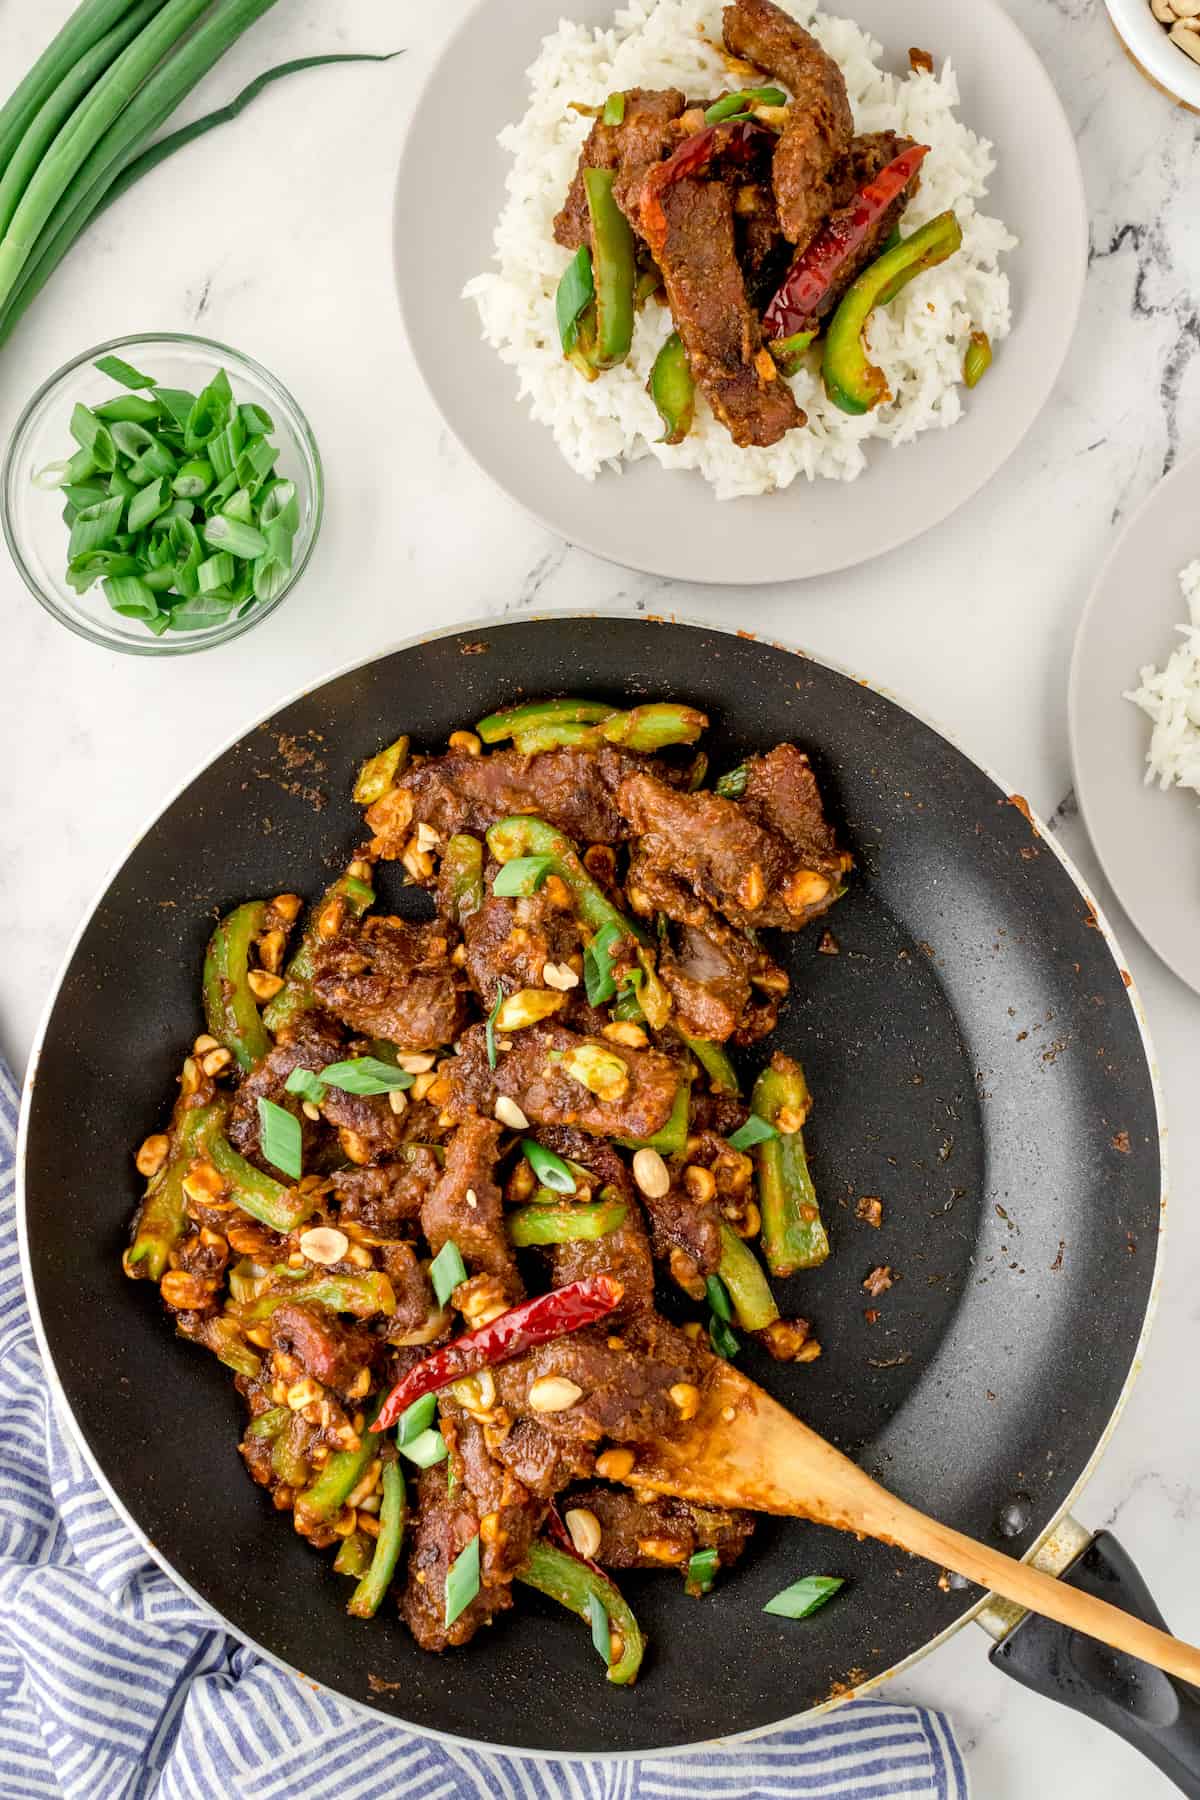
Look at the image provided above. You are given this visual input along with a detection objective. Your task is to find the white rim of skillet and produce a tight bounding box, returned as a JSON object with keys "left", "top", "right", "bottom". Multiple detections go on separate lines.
{"left": 1068, "top": 448, "right": 1200, "bottom": 997}
{"left": 17, "top": 611, "right": 1167, "bottom": 1759}
{"left": 391, "top": 0, "right": 1088, "bottom": 587}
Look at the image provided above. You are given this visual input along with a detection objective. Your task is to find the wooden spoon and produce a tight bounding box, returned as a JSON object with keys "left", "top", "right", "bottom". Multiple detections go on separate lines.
{"left": 622, "top": 1358, "right": 1200, "bottom": 1685}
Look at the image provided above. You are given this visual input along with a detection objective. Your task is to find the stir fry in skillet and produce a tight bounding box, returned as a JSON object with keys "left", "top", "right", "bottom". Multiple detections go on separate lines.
{"left": 553, "top": 0, "right": 963, "bottom": 446}
{"left": 124, "top": 696, "right": 851, "bottom": 1680}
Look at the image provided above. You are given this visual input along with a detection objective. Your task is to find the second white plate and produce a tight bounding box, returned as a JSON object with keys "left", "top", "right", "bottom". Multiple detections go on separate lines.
{"left": 1070, "top": 446, "right": 1200, "bottom": 996}
{"left": 394, "top": 0, "right": 1087, "bottom": 584}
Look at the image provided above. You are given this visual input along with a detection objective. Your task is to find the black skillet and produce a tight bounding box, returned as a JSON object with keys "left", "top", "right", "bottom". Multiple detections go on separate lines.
{"left": 20, "top": 616, "right": 1190, "bottom": 1778}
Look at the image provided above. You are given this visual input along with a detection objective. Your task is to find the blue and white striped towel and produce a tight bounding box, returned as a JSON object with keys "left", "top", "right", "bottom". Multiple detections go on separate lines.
{"left": 0, "top": 1053, "right": 967, "bottom": 1799}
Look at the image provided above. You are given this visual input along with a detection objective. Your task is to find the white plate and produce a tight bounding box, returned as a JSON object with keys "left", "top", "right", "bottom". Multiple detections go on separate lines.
{"left": 393, "top": 0, "right": 1087, "bottom": 584}
{"left": 1069, "top": 447, "right": 1200, "bottom": 996}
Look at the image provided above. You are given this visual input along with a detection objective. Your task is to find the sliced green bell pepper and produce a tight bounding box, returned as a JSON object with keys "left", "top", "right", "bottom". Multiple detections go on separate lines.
{"left": 583, "top": 168, "right": 636, "bottom": 368}
{"left": 717, "top": 1222, "right": 779, "bottom": 1331}
{"left": 203, "top": 900, "right": 272, "bottom": 1071}
{"left": 348, "top": 1461, "right": 407, "bottom": 1618}
{"left": 751, "top": 1059, "right": 829, "bottom": 1275}
{"left": 517, "top": 1538, "right": 645, "bottom": 1684}
{"left": 649, "top": 332, "right": 695, "bottom": 444}
{"left": 823, "top": 210, "right": 964, "bottom": 415}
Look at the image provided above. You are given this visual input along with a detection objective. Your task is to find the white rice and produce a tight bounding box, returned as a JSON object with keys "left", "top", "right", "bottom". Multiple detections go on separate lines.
{"left": 464, "top": 0, "right": 1016, "bottom": 499}
{"left": 1125, "top": 560, "right": 1200, "bottom": 798}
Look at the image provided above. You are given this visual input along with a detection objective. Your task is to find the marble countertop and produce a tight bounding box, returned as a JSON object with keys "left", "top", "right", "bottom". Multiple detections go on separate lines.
{"left": 2, "top": 0, "right": 1198, "bottom": 1792}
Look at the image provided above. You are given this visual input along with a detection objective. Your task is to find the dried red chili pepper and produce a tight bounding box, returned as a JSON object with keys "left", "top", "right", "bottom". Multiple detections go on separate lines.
{"left": 763, "top": 142, "right": 929, "bottom": 339}
{"left": 639, "top": 118, "right": 774, "bottom": 249}
{"left": 375, "top": 1275, "right": 624, "bottom": 1429}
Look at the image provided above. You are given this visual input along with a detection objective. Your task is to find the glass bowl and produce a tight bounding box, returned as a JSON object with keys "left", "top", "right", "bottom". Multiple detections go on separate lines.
{"left": 2, "top": 333, "right": 323, "bottom": 655}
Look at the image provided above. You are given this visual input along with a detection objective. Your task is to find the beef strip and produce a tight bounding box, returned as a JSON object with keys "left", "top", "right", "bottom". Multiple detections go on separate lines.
{"left": 463, "top": 890, "right": 582, "bottom": 1010}
{"left": 227, "top": 1011, "right": 344, "bottom": 1165}
{"left": 488, "top": 1415, "right": 594, "bottom": 1498}
{"left": 640, "top": 172, "right": 803, "bottom": 448}
{"left": 376, "top": 1241, "right": 441, "bottom": 1342}
{"left": 534, "top": 1125, "right": 656, "bottom": 1317}
{"left": 320, "top": 1084, "right": 406, "bottom": 1164}
{"left": 617, "top": 765, "right": 846, "bottom": 932}
{"left": 734, "top": 179, "right": 791, "bottom": 311}
{"left": 738, "top": 743, "right": 849, "bottom": 878}
{"left": 640, "top": 1174, "right": 722, "bottom": 1278}
{"left": 446, "top": 1022, "right": 681, "bottom": 1143}
{"left": 311, "top": 914, "right": 465, "bottom": 1050}
{"left": 555, "top": 86, "right": 686, "bottom": 248}
{"left": 493, "top": 1314, "right": 711, "bottom": 1459}
{"left": 398, "top": 743, "right": 664, "bottom": 846}
{"left": 690, "top": 1089, "right": 751, "bottom": 1139}
{"left": 421, "top": 1115, "right": 522, "bottom": 1303}
{"left": 658, "top": 910, "right": 785, "bottom": 1044}
{"left": 400, "top": 1459, "right": 513, "bottom": 1650}
{"left": 722, "top": 0, "right": 853, "bottom": 250}
{"left": 332, "top": 1148, "right": 440, "bottom": 1230}
{"left": 566, "top": 1486, "right": 754, "bottom": 1570}
{"left": 442, "top": 1404, "right": 541, "bottom": 1586}
{"left": 269, "top": 1301, "right": 376, "bottom": 1394}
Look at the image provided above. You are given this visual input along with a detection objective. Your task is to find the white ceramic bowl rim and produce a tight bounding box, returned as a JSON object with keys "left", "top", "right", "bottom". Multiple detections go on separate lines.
{"left": 1104, "top": 0, "right": 1200, "bottom": 108}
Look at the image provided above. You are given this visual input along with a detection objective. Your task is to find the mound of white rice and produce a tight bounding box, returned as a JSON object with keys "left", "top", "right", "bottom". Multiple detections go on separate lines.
{"left": 464, "top": 0, "right": 1015, "bottom": 499}
{"left": 1125, "top": 560, "right": 1200, "bottom": 797}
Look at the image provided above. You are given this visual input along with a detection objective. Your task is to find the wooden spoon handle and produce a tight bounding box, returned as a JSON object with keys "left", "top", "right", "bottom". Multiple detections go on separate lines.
{"left": 873, "top": 1491, "right": 1200, "bottom": 1689}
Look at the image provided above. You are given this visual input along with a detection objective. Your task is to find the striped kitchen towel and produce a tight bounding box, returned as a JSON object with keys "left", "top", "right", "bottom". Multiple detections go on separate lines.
{"left": 0, "top": 1054, "right": 967, "bottom": 1799}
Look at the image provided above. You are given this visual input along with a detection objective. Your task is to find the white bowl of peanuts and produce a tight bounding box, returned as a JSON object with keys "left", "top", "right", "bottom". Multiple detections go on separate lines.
{"left": 1106, "top": 0, "right": 1200, "bottom": 110}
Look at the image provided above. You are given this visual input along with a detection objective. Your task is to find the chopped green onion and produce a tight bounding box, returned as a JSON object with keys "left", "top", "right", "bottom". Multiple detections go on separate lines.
{"left": 728, "top": 1114, "right": 778, "bottom": 1152}
{"left": 92, "top": 393, "right": 161, "bottom": 424}
{"left": 602, "top": 92, "right": 626, "bottom": 126}
{"left": 102, "top": 574, "right": 159, "bottom": 619}
{"left": 257, "top": 1097, "right": 302, "bottom": 1181}
{"left": 197, "top": 550, "right": 235, "bottom": 593}
{"left": 128, "top": 476, "right": 170, "bottom": 533}
{"left": 283, "top": 1067, "right": 326, "bottom": 1106}
{"left": 33, "top": 459, "right": 70, "bottom": 489}
{"left": 202, "top": 513, "right": 268, "bottom": 559}
{"left": 715, "top": 765, "right": 748, "bottom": 798}
{"left": 445, "top": 1533, "right": 481, "bottom": 1627}
{"left": 492, "top": 855, "right": 554, "bottom": 898}
{"left": 588, "top": 1588, "right": 612, "bottom": 1662}
{"left": 429, "top": 1240, "right": 467, "bottom": 1306}
{"left": 708, "top": 1314, "right": 740, "bottom": 1360}
{"left": 319, "top": 1057, "right": 414, "bottom": 1097}
{"left": 764, "top": 1575, "right": 845, "bottom": 1620}
{"left": 706, "top": 1274, "right": 732, "bottom": 1322}
{"left": 94, "top": 352, "right": 155, "bottom": 388}
{"left": 704, "top": 86, "right": 786, "bottom": 123}
{"left": 486, "top": 985, "right": 505, "bottom": 1071}
{"left": 584, "top": 921, "right": 624, "bottom": 1006}
{"left": 555, "top": 244, "right": 595, "bottom": 350}
{"left": 342, "top": 875, "right": 375, "bottom": 905}
{"left": 31, "top": 352, "right": 300, "bottom": 636}
{"left": 67, "top": 493, "right": 123, "bottom": 558}
{"left": 154, "top": 387, "right": 196, "bottom": 430}
{"left": 401, "top": 1427, "right": 449, "bottom": 1470}
{"left": 397, "top": 1392, "right": 437, "bottom": 1446}
{"left": 521, "top": 1139, "right": 576, "bottom": 1195}
{"left": 172, "top": 457, "right": 212, "bottom": 498}
{"left": 687, "top": 1547, "right": 719, "bottom": 1593}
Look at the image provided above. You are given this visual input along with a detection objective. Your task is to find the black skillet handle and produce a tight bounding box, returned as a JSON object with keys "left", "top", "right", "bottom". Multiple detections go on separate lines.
{"left": 989, "top": 1531, "right": 1200, "bottom": 1796}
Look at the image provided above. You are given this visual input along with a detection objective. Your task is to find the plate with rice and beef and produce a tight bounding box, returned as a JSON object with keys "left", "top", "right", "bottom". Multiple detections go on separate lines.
{"left": 394, "top": 0, "right": 1086, "bottom": 582}
{"left": 1070, "top": 446, "right": 1200, "bottom": 998}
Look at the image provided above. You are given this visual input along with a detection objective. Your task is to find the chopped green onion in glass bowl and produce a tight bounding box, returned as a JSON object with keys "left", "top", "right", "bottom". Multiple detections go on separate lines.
{"left": 2, "top": 333, "right": 323, "bottom": 654}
